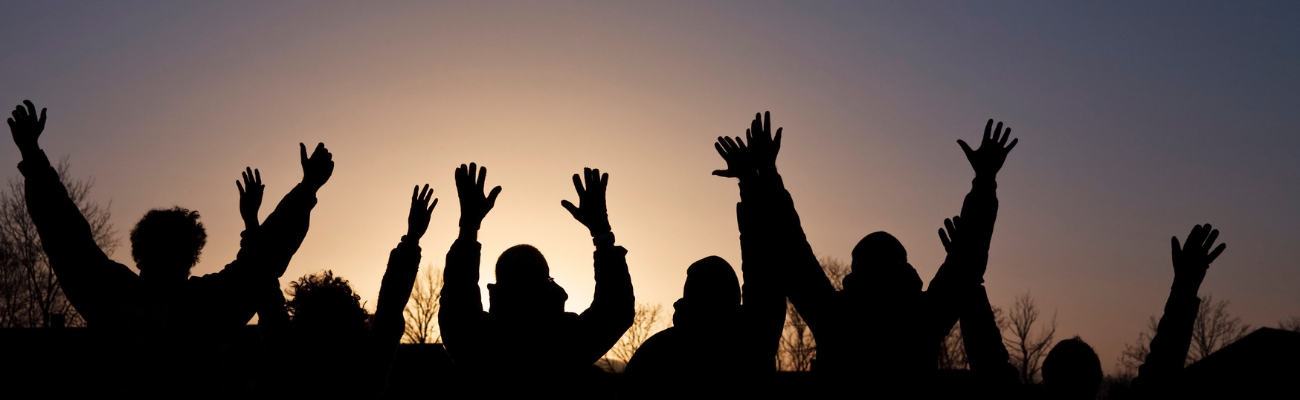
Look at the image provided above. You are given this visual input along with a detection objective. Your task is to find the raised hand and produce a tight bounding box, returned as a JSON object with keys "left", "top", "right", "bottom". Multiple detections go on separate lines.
{"left": 236, "top": 167, "right": 265, "bottom": 230}
{"left": 957, "top": 119, "right": 1018, "bottom": 179}
{"left": 745, "top": 111, "right": 782, "bottom": 175}
{"left": 299, "top": 142, "right": 334, "bottom": 190}
{"left": 711, "top": 135, "right": 753, "bottom": 180}
{"left": 1170, "top": 224, "right": 1226, "bottom": 291}
{"left": 455, "top": 163, "right": 501, "bottom": 230}
{"left": 561, "top": 167, "right": 611, "bottom": 237}
{"left": 406, "top": 184, "right": 438, "bottom": 239}
{"left": 7, "top": 100, "right": 47, "bottom": 158}
{"left": 937, "top": 215, "right": 985, "bottom": 282}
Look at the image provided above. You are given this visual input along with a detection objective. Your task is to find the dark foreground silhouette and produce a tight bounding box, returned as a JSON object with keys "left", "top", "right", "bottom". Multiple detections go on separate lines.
{"left": 438, "top": 164, "right": 634, "bottom": 399}
{"left": 5, "top": 100, "right": 1297, "bottom": 399}
{"left": 8, "top": 100, "right": 330, "bottom": 398}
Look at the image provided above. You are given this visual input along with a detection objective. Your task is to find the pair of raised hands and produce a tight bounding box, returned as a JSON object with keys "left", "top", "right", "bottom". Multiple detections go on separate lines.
{"left": 712, "top": 111, "right": 782, "bottom": 181}
{"left": 235, "top": 144, "right": 439, "bottom": 240}
{"left": 234, "top": 143, "right": 337, "bottom": 227}
{"left": 455, "top": 162, "right": 611, "bottom": 237}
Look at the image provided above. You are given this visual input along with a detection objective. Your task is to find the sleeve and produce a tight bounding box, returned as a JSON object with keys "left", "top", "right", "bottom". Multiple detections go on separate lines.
{"left": 577, "top": 244, "right": 635, "bottom": 363}
{"left": 1130, "top": 289, "right": 1200, "bottom": 397}
{"left": 365, "top": 237, "right": 422, "bottom": 396}
{"left": 961, "top": 285, "right": 1022, "bottom": 398}
{"left": 924, "top": 177, "right": 1000, "bottom": 343}
{"left": 758, "top": 174, "right": 837, "bottom": 335}
{"left": 735, "top": 195, "right": 787, "bottom": 372}
{"left": 18, "top": 150, "right": 135, "bottom": 324}
{"left": 438, "top": 238, "right": 486, "bottom": 355}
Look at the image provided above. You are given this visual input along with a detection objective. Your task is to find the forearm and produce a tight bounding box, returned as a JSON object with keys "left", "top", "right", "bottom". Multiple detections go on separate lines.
{"left": 586, "top": 245, "right": 634, "bottom": 322}
{"left": 961, "top": 286, "right": 1020, "bottom": 393}
{"left": 372, "top": 239, "right": 422, "bottom": 343}
{"left": 439, "top": 238, "right": 484, "bottom": 317}
{"left": 1133, "top": 286, "right": 1200, "bottom": 392}
{"left": 249, "top": 182, "right": 319, "bottom": 277}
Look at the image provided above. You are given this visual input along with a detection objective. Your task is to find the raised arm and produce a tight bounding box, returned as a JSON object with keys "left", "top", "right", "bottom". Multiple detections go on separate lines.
{"left": 714, "top": 123, "right": 786, "bottom": 371}
{"left": 938, "top": 217, "right": 1021, "bottom": 396}
{"left": 9, "top": 101, "right": 133, "bottom": 324}
{"left": 439, "top": 164, "right": 500, "bottom": 341}
{"left": 1131, "top": 224, "right": 1226, "bottom": 396}
{"left": 245, "top": 143, "right": 333, "bottom": 278}
{"left": 563, "top": 168, "right": 635, "bottom": 361}
{"left": 931, "top": 120, "right": 1017, "bottom": 290}
{"left": 365, "top": 184, "right": 436, "bottom": 396}
{"left": 725, "top": 112, "right": 834, "bottom": 333}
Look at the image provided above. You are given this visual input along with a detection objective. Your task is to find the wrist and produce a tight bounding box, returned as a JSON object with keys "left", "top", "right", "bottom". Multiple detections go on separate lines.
{"left": 458, "top": 227, "right": 479, "bottom": 241}
{"left": 593, "top": 231, "right": 616, "bottom": 248}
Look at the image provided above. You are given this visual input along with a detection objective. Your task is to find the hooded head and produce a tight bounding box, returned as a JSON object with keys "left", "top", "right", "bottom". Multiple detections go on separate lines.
{"left": 844, "top": 231, "right": 922, "bottom": 295}
{"left": 673, "top": 256, "right": 741, "bottom": 327}
{"left": 488, "top": 245, "right": 567, "bottom": 316}
{"left": 1042, "top": 337, "right": 1102, "bottom": 400}
{"left": 130, "top": 207, "right": 207, "bottom": 281}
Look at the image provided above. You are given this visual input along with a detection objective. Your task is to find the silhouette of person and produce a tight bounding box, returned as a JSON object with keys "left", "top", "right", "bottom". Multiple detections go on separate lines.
{"left": 618, "top": 122, "right": 789, "bottom": 399}
{"left": 757, "top": 113, "right": 1017, "bottom": 395}
{"left": 1037, "top": 224, "right": 1227, "bottom": 400}
{"left": 6, "top": 100, "right": 333, "bottom": 398}
{"left": 252, "top": 184, "right": 437, "bottom": 399}
{"left": 439, "top": 164, "right": 634, "bottom": 399}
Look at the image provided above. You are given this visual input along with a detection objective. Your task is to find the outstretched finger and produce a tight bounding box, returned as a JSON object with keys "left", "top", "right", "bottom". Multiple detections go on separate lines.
{"left": 1005, "top": 138, "right": 1018, "bottom": 152}
{"left": 571, "top": 173, "right": 585, "bottom": 195}
{"left": 477, "top": 166, "right": 487, "bottom": 192}
{"left": 561, "top": 200, "right": 580, "bottom": 219}
{"left": 486, "top": 186, "right": 502, "bottom": 206}
{"left": 237, "top": 180, "right": 245, "bottom": 195}
{"left": 983, "top": 119, "right": 993, "bottom": 142}
{"left": 773, "top": 127, "right": 783, "bottom": 152}
{"left": 763, "top": 111, "right": 771, "bottom": 136}
{"left": 944, "top": 218, "right": 957, "bottom": 238}
{"left": 999, "top": 128, "right": 1011, "bottom": 146}
{"left": 1203, "top": 229, "right": 1220, "bottom": 253}
{"left": 38, "top": 108, "right": 46, "bottom": 125}
{"left": 23, "top": 100, "right": 35, "bottom": 117}
{"left": 427, "top": 198, "right": 439, "bottom": 214}
{"left": 412, "top": 185, "right": 419, "bottom": 201}
{"left": 253, "top": 168, "right": 261, "bottom": 185}
{"left": 938, "top": 228, "right": 951, "bottom": 250}
{"left": 299, "top": 143, "right": 308, "bottom": 165}
{"left": 957, "top": 140, "right": 975, "bottom": 159}
{"left": 712, "top": 169, "right": 737, "bottom": 177}
{"left": 601, "top": 172, "right": 609, "bottom": 188}
{"left": 1171, "top": 236, "right": 1182, "bottom": 258}
{"left": 1207, "top": 243, "right": 1226, "bottom": 263}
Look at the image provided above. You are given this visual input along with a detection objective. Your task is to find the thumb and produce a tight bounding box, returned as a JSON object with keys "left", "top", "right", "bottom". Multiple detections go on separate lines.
{"left": 561, "top": 200, "right": 581, "bottom": 219}
{"left": 957, "top": 140, "right": 975, "bottom": 159}
{"left": 712, "top": 169, "right": 737, "bottom": 177}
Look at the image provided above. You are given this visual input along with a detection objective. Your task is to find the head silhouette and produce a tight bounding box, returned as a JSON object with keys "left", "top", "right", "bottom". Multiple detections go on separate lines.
{"left": 1042, "top": 337, "right": 1102, "bottom": 400}
{"left": 488, "top": 245, "right": 567, "bottom": 316}
{"left": 845, "top": 231, "right": 921, "bottom": 295}
{"left": 673, "top": 256, "right": 741, "bottom": 327}
{"left": 682, "top": 256, "right": 740, "bottom": 305}
{"left": 130, "top": 207, "right": 206, "bottom": 279}
{"left": 286, "top": 270, "right": 369, "bottom": 335}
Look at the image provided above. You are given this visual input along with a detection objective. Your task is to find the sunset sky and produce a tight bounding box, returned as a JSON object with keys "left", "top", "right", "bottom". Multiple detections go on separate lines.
{"left": 2, "top": 1, "right": 1297, "bottom": 372}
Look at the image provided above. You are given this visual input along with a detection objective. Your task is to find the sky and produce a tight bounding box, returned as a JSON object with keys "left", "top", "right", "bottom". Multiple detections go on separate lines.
{"left": 1, "top": 1, "right": 1297, "bottom": 373}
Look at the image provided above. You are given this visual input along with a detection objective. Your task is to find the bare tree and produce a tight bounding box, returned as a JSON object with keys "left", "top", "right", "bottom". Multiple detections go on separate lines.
{"left": 0, "top": 159, "right": 115, "bottom": 328}
{"left": 1004, "top": 291, "right": 1056, "bottom": 384}
{"left": 602, "top": 302, "right": 668, "bottom": 372}
{"left": 776, "top": 257, "right": 849, "bottom": 371}
{"left": 402, "top": 264, "right": 443, "bottom": 344}
{"left": 1280, "top": 316, "right": 1300, "bottom": 333}
{"left": 1116, "top": 316, "right": 1160, "bottom": 379}
{"left": 1117, "top": 293, "right": 1253, "bottom": 377}
{"left": 1189, "top": 293, "right": 1251, "bottom": 363}
{"left": 777, "top": 299, "right": 816, "bottom": 371}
